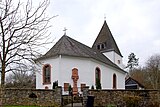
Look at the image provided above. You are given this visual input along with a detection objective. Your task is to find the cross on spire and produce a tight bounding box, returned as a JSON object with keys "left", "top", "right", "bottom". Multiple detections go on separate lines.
{"left": 104, "top": 14, "right": 106, "bottom": 21}
{"left": 63, "top": 27, "right": 67, "bottom": 35}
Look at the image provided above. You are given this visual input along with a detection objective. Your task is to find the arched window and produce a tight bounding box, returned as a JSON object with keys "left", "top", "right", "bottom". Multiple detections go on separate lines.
{"left": 43, "top": 64, "right": 51, "bottom": 84}
{"left": 113, "top": 73, "right": 117, "bottom": 89}
{"left": 95, "top": 67, "right": 101, "bottom": 83}
{"left": 95, "top": 67, "right": 101, "bottom": 89}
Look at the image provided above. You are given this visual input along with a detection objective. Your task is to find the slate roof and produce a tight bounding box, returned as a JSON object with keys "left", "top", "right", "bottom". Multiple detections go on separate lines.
{"left": 92, "top": 21, "right": 123, "bottom": 57}
{"left": 38, "top": 35, "right": 125, "bottom": 72}
{"left": 125, "top": 77, "right": 145, "bottom": 88}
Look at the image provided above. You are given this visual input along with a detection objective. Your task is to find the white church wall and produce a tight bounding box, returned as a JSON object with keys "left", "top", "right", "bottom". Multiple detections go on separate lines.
{"left": 59, "top": 56, "right": 92, "bottom": 87}
{"left": 56, "top": 56, "right": 93, "bottom": 94}
{"left": 115, "top": 69, "right": 126, "bottom": 89}
{"left": 36, "top": 56, "right": 60, "bottom": 89}
{"left": 89, "top": 59, "right": 126, "bottom": 89}
{"left": 36, "top": 55, "right": 126, "bottom": 90}
{"left": 103, "top": 51, "right": 114, "bottom": 63}
{"left": 89, "top": 60, "right": 112, "bottom": 89}
{"left": 59, "top": 56, "right": 126, "bottom": 90}
{"left": 103, "top": 51, "right": 123, "bottom": 69}
{"left": 114, "top": 52, "right": 123, "bottom": 69}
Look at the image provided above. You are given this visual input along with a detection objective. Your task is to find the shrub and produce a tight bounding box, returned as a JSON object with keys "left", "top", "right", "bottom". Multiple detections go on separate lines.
{"left": 91, "top": 85, "right": 94, "bottom": 89}
{"left": 96, "top": 78, "right": 101, "bottom": 89}
{"left": 52, "top": 80, "right": 58, "bottom": 89}
{"left": 107, "top": 104, "right": 117, "bottom": 107}
{"left": 123, "top": 94, "right": 141, "bottom": 107}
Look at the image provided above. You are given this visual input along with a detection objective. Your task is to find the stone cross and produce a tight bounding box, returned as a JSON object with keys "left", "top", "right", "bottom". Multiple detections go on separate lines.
{"left": 71, "top": 68, "right": 79, "bottom": 95}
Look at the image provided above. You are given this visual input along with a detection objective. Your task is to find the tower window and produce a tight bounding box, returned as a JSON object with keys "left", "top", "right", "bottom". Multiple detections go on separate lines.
{"left": 118, "top": 60, "right": 121, "bottom": 64}
{"left": 101, "top": 44, "right": 105, "bottom": 49}
{"left": 97, "top": 45, "right": 100, "bottom": 50}
{"left": 97, "top": 43, "right": 106, "bottom": 50}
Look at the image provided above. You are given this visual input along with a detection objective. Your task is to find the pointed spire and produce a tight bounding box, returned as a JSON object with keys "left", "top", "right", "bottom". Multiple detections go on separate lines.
{"left": 92, "top": 20, "right": 122, "bottom": 57}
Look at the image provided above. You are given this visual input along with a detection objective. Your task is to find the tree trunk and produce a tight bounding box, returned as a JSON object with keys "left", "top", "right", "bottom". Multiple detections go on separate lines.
{"left": 0, "top": 63, "right": 6, "bottom": 106}
{"left": 1, "top": 64, "right": 5, "bottom": 87}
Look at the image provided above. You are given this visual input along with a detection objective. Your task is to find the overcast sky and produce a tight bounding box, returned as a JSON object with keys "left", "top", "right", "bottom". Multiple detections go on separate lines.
{"left": 35, "top": 0, "right": 160, "bottom": 66}
{"left": 46, "top": 0, "right": 160, "bottom": 66}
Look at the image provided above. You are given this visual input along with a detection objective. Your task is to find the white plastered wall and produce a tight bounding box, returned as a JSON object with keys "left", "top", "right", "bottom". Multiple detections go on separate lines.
{"left": 36, "top": 55, "right": 126, "bottom": 90}
{"left": 103, "top": 51, "right": 124, "bottom": 69}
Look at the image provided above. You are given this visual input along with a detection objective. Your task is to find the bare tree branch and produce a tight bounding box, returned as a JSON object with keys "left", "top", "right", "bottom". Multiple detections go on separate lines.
{"left": 0, "top": 0, "right": 55, "bottom": 90}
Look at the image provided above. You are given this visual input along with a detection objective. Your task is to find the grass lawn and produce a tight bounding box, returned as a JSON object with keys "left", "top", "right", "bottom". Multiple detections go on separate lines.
{"left": 4, "top": 106, "right": 39, "bottom": 107}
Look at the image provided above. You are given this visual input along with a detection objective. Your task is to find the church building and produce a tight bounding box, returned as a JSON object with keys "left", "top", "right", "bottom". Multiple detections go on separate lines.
{"left": 36, "top": 20, "right": 127, "bottom": 94}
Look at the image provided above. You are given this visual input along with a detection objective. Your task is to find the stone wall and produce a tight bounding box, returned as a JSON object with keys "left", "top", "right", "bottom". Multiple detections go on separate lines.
{"left": 3, "top": 87, "right": 62, "bottom": 106}
{"left": 87, "top": 89, "right": 160, "bottom": 107}
{"left": 3, "top": 87, "right": 160, "bottom": 107}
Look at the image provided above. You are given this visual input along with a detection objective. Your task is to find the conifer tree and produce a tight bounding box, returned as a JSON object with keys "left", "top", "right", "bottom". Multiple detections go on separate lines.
{"left": 96, "top": 78, "right": 102, "bottom": 89}
{"left": 126, "top": 53, "right": 139, "bottom": 71}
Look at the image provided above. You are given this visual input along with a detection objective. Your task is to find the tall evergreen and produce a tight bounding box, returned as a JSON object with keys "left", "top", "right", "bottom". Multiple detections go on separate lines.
{"left": 96, "top": 78, "right": 102, "bottom": 89}
{"left": 126, "top": 53, "right": 139, "bottom": 71}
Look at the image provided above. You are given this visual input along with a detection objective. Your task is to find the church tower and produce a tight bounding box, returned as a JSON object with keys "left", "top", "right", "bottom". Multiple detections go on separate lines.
{"left": 92, "top": 21, "right": 123, "bottom": 68}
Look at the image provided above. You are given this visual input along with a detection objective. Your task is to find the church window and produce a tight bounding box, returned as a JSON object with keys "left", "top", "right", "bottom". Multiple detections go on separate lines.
{"left": 95, "top": 67, "right": 101, "bottom": 83}
{"left": 113, "top": 73, "right": 117, "bottom": 89}
{"left": 64, "top": 83, "right": 69, "bottom": 91}
{"left": 43, "top": 64, "right": 51, "bottom": 84}
{"left": 118, "top": 60, "right": 121, "bottom": 64}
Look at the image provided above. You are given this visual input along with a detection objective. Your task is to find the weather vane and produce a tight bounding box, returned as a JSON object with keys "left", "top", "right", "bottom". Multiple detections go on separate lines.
{"left": 63, "top": 27, "right": 67, "bottom": 35}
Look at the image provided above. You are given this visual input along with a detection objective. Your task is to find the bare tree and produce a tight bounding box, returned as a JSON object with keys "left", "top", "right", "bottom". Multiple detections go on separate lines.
{"left": 0, "top": 0, "right": 54, "bottom": 89}
{"left": 127, "top": 54, "right": 160, "bottom": 90}
{"left": 129, "top": 67, "right": 146, "bottom": 87}
{"left": 5, "top": 69, "right": 36, "bottom": 88}
{"left": 5, "top": 62, "right": 37, "bottom": 88}
{"left": 145, "top": 54, "right": 160, "bottom": 89}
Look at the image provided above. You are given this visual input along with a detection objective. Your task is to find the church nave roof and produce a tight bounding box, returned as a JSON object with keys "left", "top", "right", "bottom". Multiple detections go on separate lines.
{"left": 38, "top": 35, "right": 125, "bottom": 72}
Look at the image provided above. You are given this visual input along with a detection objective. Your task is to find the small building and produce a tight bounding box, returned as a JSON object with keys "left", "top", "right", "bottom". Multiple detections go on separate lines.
{"left": 125, "top": 77, "right": 145, "bottom": 89}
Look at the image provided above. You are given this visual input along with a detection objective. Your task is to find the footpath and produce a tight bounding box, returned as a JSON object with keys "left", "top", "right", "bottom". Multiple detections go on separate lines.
{"left": 64, "top": 103, "right": 83, "bottom": 107}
